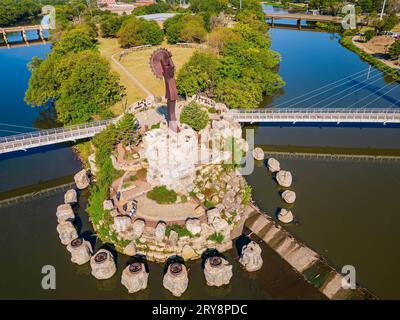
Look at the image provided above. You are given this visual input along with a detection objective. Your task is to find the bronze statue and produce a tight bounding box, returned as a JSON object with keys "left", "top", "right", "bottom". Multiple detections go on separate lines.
{"left": 150, "top": 48, "right": 178, "bottom": 132}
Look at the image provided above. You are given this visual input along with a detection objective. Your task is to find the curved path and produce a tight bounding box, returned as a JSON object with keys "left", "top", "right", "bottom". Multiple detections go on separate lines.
{"left": 110, "top": 51, "right": 154, "bottom": 97}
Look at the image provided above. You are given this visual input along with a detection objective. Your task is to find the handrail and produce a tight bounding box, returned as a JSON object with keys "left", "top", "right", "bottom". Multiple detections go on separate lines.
{"left": 0, "top": 119, "right": 114, "bottom": 144}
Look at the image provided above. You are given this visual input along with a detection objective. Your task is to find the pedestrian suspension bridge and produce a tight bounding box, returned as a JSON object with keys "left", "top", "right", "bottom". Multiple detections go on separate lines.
{"left": 0, "top": 108, "right": 399, "bottom": 155}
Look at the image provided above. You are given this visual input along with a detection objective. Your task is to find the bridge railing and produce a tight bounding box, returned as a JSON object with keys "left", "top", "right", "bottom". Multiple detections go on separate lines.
{"left": 0, "top": 119, "right": 114, "bottom": 144}
{"left": 228, "top": 108, "right": 400, "bottom": 114}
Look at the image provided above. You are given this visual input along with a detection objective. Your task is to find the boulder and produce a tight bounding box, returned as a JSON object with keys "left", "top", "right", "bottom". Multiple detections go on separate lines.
{"left": 90, "top": 249, "right": 116, "bottom": 280}
{"left": 200, "top": 223, "right": 214, "bottom": 238}
{"left": 282, "top": 190, "right": 296, "bottom": 204}
{"left": 121, "top": 263, "right": 149, "bottom": 293}
{"left": 56, "top": 204, "right": 75, "bottom": 223}
{"left": 212, "top": 217, "right": 229, "bottom": 233}
{"left": 163, "top": 263, "right": 189, "bottom": 297}
{"left": 276, "top": 170, "right": 293, "bottom": 188}
{"left": 74, "top": 169, "right": 90, "bottom": 190}
{"left": 113, "top": 215, "right": 132, "bottom": 233}
{"left": 103, "top": 199, "right": 114, "bottom": 211}
{"left": 252, "top": 147, "right": 264, "bottom": 161}
{"left": 56, "top": 221, "right": 78, "bottom": 245}
{"left": 204, "top": 256, "right": 233, "bottom": 287}
{"left": 66, "top": 238, "right": 93, "bottom": 265}
{"left": 64, "top": 189, "right": 78, "bottom": 205}
{"left": 168, "top": 230, "right": 179, "bottom": 246}
{"left": 185, "top": 218, "right": 201, "bottom": 236}
{"left": 239, "top": 241, "right": 263, "bottom": 272}
{"left": 88, "top": 153, "right": 98, "bottom": 175}
{"left": 267, "top": 158, "right": 280, "bottom": 173}
{"left": 206, "top": 208, "right": 221, "bottom": 224}
{"left": 277, "top": 208, "right": 294, "bottom": 224}
{"left": 123, "top": 241, "right": 137, "bottom": 256}
{"left": 181, "top": 245, "right": 197, "bottom": 261}
{"left": 155, "top": 222, "right": 166, "bottom": 242}
{"left": 132, "top": 219, "right": 145, "bottom": 239}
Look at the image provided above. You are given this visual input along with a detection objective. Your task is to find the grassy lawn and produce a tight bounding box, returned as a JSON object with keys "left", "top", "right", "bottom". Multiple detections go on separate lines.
{"left": 99, "top": 37, "right": 196, "bottom": 115}
{"left": 99, "top": 37, "right": 148, "bottom": 115}
{"left": 119, "top": 44, "right": 196, "bottom": 98}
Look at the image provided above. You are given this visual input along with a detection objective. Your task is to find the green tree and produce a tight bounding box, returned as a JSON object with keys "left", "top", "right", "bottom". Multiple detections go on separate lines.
{"left": 179, "top": 102, "right": 209, "bottom": 131}
{"left": 56, "top": 51, "right": 121, "bottom": 124}
{"left": 53, "top": 28, "right": 97, "bottom": 55}
{"left": 388, "top": 40, "right": 400, "bottom": 60}
{"left": 115, "top": 114, "right": 139, "bottom": 146}
{"left": 177, "top": 51, "right": 220, "bottom": 96}
{"left": 100, "top": 15, "right": 124, "bottom": 38}
{"left": 214, "top": 77, "right": 263, "bottom": 109}
{"left": 180, "top": 15, "right": 207, "bottom": 43}
{"left": 117, "top": 17, "right": 163, "bottom": 48}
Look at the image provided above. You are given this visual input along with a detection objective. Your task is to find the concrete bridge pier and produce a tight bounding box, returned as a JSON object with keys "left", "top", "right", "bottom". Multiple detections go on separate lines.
{"left": 38, "top": 27, "right": 46, "bottom": 44}
{"left": 297, "top": 19, "right": 302, "bottom": 30}
{"left": 271, "top": 17, "right": 275, "bottom": 28}
{"left": 2, "top": 31, "right": 10, "bottom": 48}
{"left": 21, "top": 29, "right": 29, "bottom": 46}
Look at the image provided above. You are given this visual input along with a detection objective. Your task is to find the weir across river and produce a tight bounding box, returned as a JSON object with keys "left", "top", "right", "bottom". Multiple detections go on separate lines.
{"left": 0, "top": 108, "right": 399, "bottom": 155}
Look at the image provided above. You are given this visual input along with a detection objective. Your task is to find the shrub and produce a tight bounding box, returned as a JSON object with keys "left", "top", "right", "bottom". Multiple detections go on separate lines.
{"left": 207, "top": 232, "right": 224, "bottom": 244}
{"left": 147, "top": 185, "right": 177, "bottom": 204}
{"left": 166, "top": 224, "right": 193, "bottom": 238}
{"left": 364, "top": 29, "right": 376, "bottom": 42}
{"left": 179, "top": 102, "right": 209, "bottom": 131}
{"left": 389, "top": 40, "right": 400, "bottom": 60}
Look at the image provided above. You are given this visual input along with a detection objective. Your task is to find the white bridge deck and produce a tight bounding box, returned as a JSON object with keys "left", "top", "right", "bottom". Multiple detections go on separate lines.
{"left": 228, "top": 108, "right": 400, "bottom": 124}
{"left": 0, "top": 120, "right": 114, "bottom": 155}
{"left": 1, "top": 108, "right": 399, "bottom": 155}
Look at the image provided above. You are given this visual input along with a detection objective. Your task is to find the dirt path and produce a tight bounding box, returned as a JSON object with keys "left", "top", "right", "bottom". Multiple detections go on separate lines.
{"left": 110, "top": 52, "right": 154, "bottom": 97}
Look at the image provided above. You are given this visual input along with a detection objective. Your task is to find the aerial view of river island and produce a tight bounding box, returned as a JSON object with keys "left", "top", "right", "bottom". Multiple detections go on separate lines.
{"left": 0, "top": 0, "right": 399, "bottom": 306}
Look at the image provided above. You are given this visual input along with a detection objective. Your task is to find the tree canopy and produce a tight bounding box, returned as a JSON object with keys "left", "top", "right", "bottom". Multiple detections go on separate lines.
{"left": 165, "top": 14, "right": 207, "bottom": 44}
{"left": 177, "top": 2, "right": 284, "bottom": 109}
{"left": 25, "top": 27, "right": 121, "bottom": 125}
{"left": 179, "top": 102, "right": 209, "bottom": 131}
{"left": 117, "top": 17, "right": 164, "bottom": 48}
{"left": 389, "top": 40, "right": 400, "bottom": 60}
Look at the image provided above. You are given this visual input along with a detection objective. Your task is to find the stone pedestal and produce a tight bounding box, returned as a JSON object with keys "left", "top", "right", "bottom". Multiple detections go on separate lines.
{"left": 56, "top": 221, "right": 78, "bottom": 245}
{"left": 163, "top": 263, "right": 189, "bottom": 297}
{"left": 239, "top": 241, "right": 263, "bottom": 272}
{"left": 90, "top": 249, "right": 117, "bottom": 280}
{"left": 67, "top": 238, "right": 93, "bottom": 265}
{"left": 143, "top": 125, "right": 198, "bottom": 194}
{"left": 204, "top": 256, "right": 233, "bottom": 287}
{"left": 121, "top": 262, "right": 149, "bottom": 293}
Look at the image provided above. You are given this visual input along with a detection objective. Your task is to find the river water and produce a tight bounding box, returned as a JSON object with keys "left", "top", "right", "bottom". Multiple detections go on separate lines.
{"left": 0, "top": 6, "right": 399, "bottom": 299}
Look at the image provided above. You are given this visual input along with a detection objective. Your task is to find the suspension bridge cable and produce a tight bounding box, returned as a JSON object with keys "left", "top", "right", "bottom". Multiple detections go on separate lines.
{"left": 273, "top": 67, "right": 375, "bottom": 108}
{"left": 362, "top": 85, "right": 400, "bottom": 109}
{"left": 311, "top": 73, "right": 381, "bottom": 108}
{"left": 346, "top": 80, "right": 400, "bottom": 108}
{"left": 0, "top": 129, "right": 25, "bottom": 134}
{"left": 0, "top": 122, "right": 39, "bottom": 130}
{"left": 289, "top": 70, "right": 382, "bottom": 108}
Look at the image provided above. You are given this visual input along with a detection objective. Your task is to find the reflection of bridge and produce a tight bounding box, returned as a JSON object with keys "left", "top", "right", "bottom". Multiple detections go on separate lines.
{"left": 265, "top": 13, "right": 342, "bottom": 29}
{"left": 263, "top": 151, "right": 400, "bottom": 164}
{"left": 0, "top": 119, "right": 114, "bottom": 155}
{"left": 0, "top": 182, "right": 75, "bottom": 209}
{"left": 228, "top": 108, "right": 400, "bottom": 124}
{"left": 0, "top": 24, "right": 49, "bottom": 48}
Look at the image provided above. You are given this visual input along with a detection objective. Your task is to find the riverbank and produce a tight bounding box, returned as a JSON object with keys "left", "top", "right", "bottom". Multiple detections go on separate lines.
{"left": 340, "top": 36, "right": 400, "bottom": 82}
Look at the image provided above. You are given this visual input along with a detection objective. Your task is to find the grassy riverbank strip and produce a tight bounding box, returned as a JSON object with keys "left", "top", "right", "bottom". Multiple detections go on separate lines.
{"left": 340, "top": 36, "right": 400, "bottom": 82}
